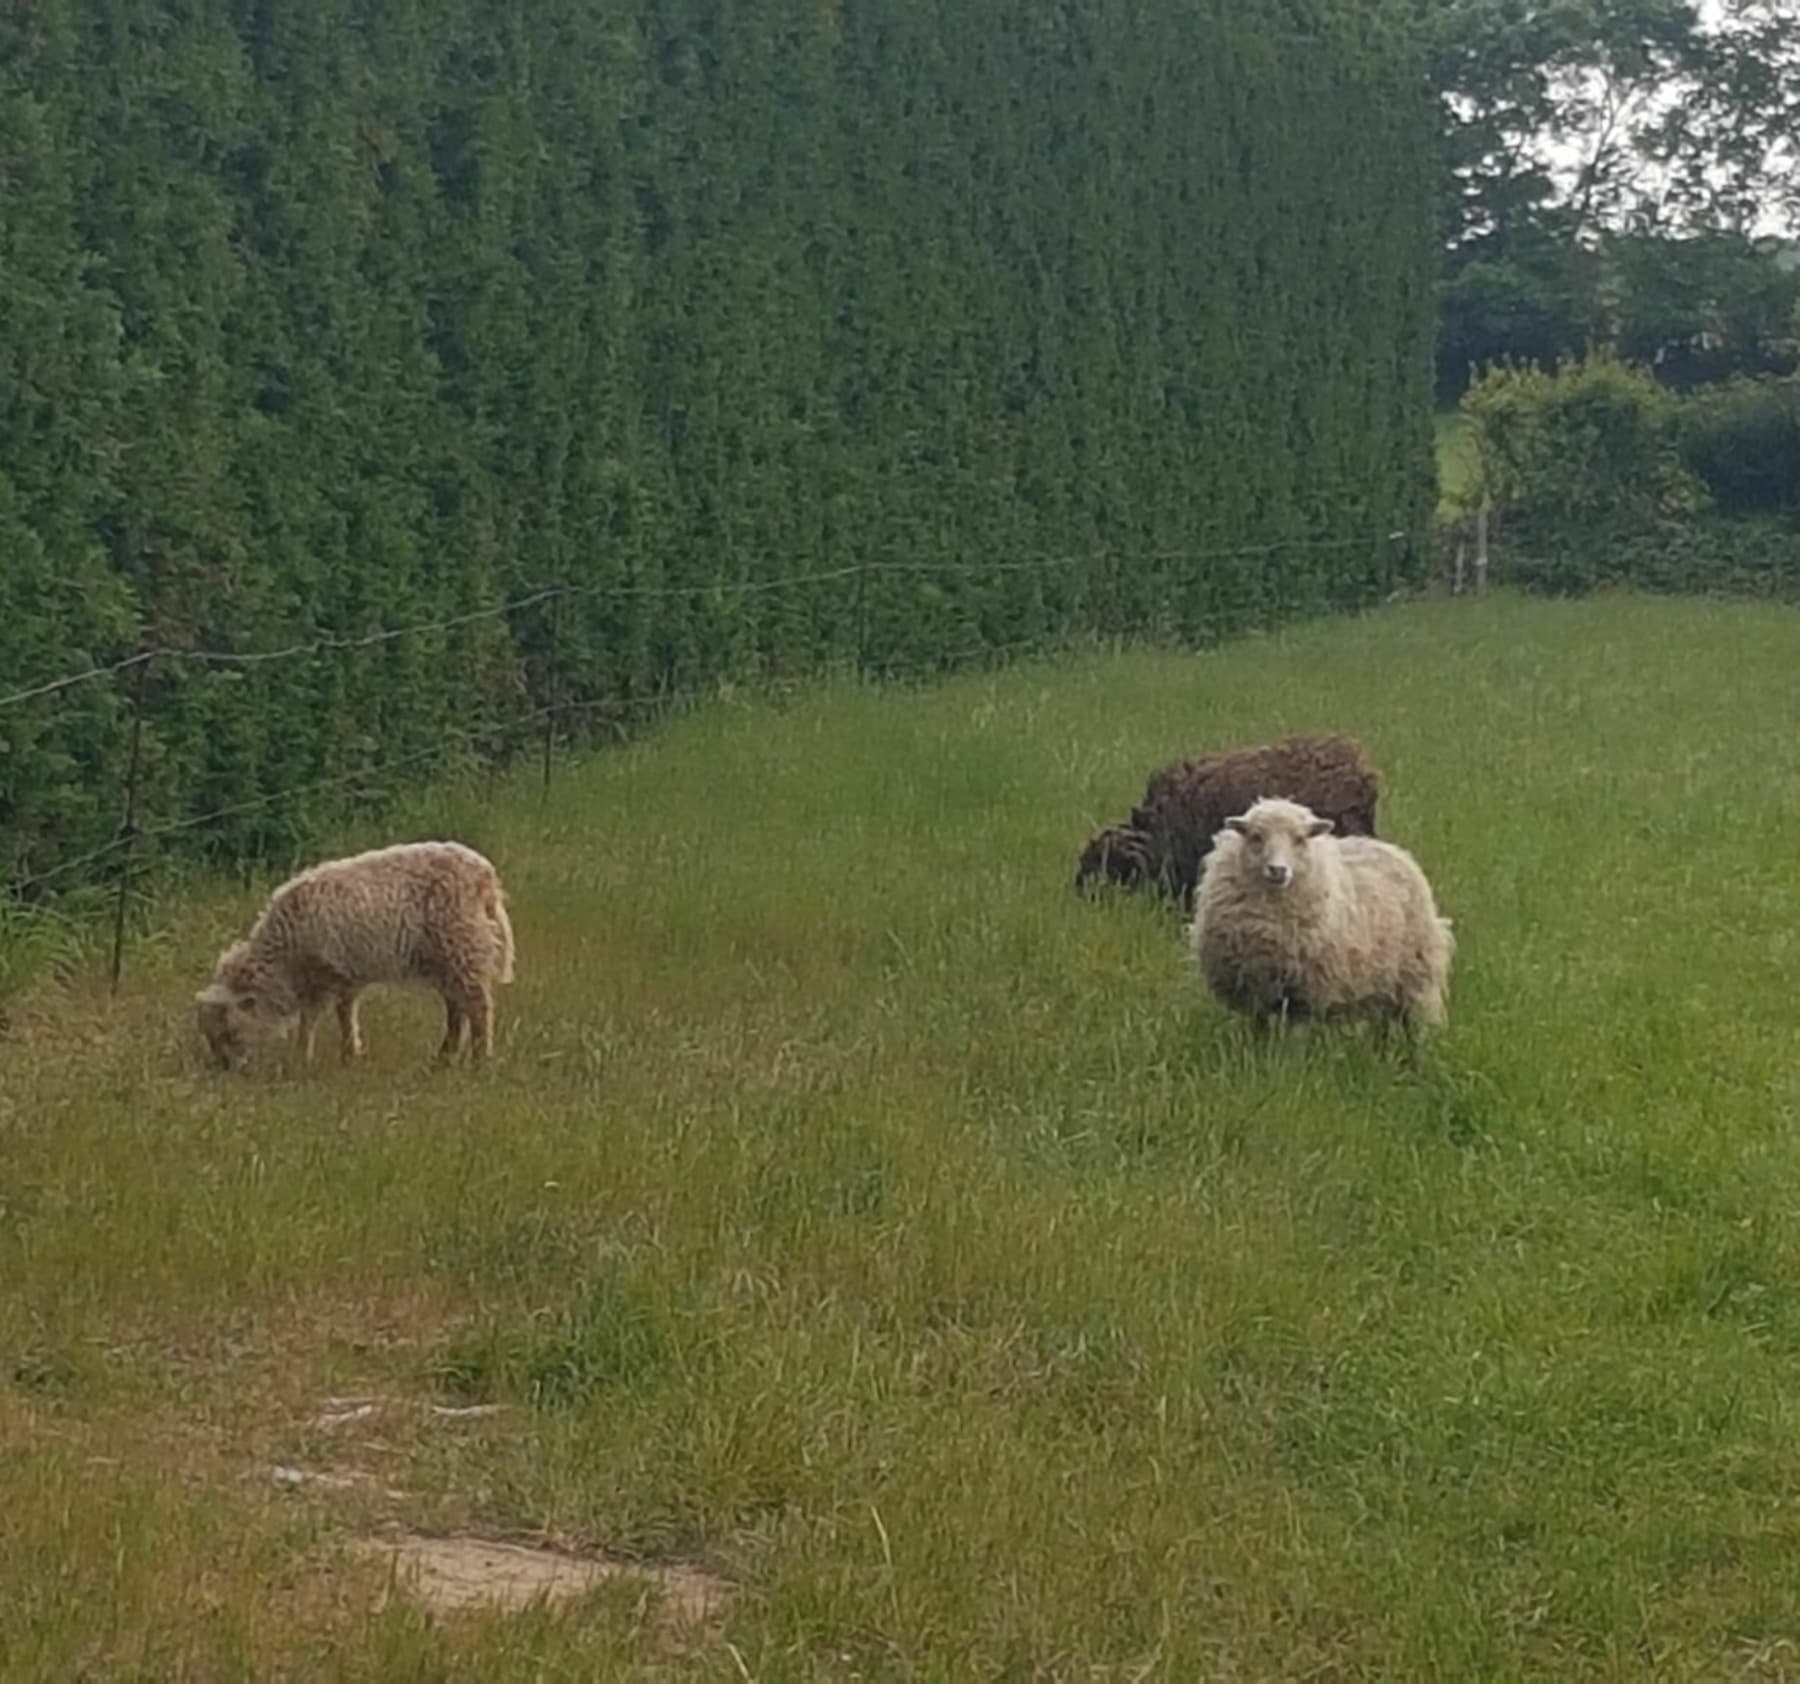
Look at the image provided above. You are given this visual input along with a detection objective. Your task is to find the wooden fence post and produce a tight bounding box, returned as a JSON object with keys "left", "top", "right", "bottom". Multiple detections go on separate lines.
{"left": 541, "top": 593, "right": 560, "bottom": 798}
{"left": 854, "top": 560, "right": 870, "bottom": 676}
{"left": 109, "top": 655, "right": 152, "bottom": 995}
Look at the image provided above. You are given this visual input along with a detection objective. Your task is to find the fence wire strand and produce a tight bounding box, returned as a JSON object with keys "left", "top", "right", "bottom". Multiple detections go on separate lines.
{"left": 1, "top": 624, "right": 1083, "bottom": 902}
{"left": 1, "top": 520, "right": 1420, "bottom": 930}
{"left": 0, "top": 526, "right": 1409, "bottom": 711}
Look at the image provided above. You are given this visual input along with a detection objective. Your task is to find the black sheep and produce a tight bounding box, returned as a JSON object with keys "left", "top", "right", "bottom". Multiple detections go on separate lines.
{"left": 1075, "top": 735, "right": 1382, "bottom": 909}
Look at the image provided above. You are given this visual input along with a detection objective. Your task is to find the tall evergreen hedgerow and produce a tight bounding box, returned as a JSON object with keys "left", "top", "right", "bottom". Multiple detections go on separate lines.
{"left": 0, "top": 0, "right": 1434, "bottom": 889}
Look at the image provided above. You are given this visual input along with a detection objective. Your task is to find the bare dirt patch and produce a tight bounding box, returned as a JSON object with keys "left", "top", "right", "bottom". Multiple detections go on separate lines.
{"left": 352, "top": 1532, "right": 731, "bottom": 1626}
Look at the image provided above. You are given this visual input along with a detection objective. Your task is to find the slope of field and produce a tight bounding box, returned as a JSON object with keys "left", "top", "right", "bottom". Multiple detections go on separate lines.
{"left": 5, "top": 594, "right": 1800, "bottom": 1677}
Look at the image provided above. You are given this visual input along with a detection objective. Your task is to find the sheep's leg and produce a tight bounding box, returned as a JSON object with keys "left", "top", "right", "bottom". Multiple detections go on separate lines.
{"left": 298, "top": 1003, "right": 323, "bottom": 1064}
{"left": 336, "top": 992, "right": 365, "bottom": 1061}
{"left": 1248, "top": 986, "right": 1299, "bottom": 1042}
{"left": 467, "top": 984, "right": 495, "bottom": 1061}
{"left": 1397, "top": 974, "right": 1446, "bottom": 1064}
{"left": 1386, "top": 1005, "right": 1426, "bottom": 1067}
{"left": 439, "top": 994, "right": 468, "bottom": 1060}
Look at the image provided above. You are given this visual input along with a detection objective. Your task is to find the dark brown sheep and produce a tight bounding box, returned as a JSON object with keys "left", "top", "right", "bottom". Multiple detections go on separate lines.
{"left": 1074, "top": 735, "right": 1382, "bottom": 909}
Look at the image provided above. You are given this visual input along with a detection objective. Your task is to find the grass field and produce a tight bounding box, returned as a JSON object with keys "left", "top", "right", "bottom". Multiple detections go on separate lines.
{"left": 6, "top": 592, "right": 1800, "bottom": 1678}
{"left": 1435, "top": 408, "right": 1481, "bottom": 514}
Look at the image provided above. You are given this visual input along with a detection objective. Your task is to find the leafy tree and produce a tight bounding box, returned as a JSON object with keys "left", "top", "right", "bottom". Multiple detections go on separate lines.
{"left": 1637, "top": 1, "right": 1800, "bottom": 237}
{"left": 1436, "top": 247, "right": 1602, "bottom": 401}
{"left": 1609, "top": 231, "right": 1800, "bottom": 387}
{"left": 1408, "top": 0, "right": 1799, "bottom": 395}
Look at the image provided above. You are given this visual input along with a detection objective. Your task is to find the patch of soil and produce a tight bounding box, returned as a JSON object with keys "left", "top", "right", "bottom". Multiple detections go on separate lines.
{"left": 353, "top": 1532, "right": 730, "bottom": 1625}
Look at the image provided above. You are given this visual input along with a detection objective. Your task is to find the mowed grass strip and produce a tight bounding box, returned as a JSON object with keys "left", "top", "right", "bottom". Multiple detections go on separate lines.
{"left": 4, "top": 593, "right": 1800, "bottom": 1678}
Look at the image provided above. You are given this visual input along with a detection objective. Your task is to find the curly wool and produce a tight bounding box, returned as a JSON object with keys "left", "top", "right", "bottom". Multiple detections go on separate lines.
{"left": 1188, "top": 797, "right": 1453, "bottom": 1032}
{"left": 197, "top": 840, "right": 515, "bottom": 1067}
{"left": 1075, "top": 735, "right": 1381, "bottom": 908}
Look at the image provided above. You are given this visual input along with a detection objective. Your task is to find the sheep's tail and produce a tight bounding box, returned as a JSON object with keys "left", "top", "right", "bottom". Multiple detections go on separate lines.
{"left": 486, "top": 878, "right": 517, "bottom": 984}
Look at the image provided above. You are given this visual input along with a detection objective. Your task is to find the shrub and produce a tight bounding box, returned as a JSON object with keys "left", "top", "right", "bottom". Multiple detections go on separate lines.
{"left": 1504, "top": 515, "right": 1800, "bottom": 601}
{"left": 1679, "top": 379, "right": 1800, "bottom": 518}
{"left": 1462, "top": 358, "right": 1800, "bottom": 599}
{"left": 1461, "top": 357, "right": 1705, "bottom": 535}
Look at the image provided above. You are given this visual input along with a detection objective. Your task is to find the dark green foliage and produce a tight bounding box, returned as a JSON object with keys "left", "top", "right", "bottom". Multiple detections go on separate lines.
{"left": 1462, "top": 358, "right": 1702, "bottom": 533}
{"left": 1463, "top": 359, "right": 1800, "bottom": 598}
{"left": 0, "top": 0, "right": 1435, "bottom": 893}
{"left": 1436, "top": 253, "right": 1599, "bottom": 405}
{"left": 1402, "top": 0, "right": 1800, "bottom": 401}
{"left": 1434, "top": 235, "right": 1800, "bottom": 406}
{"left": 1502, "top": 514, "right": 1800, "bottom": 600}
{"left": 1611, "top": 235, "right": 1800, "bottom": 393}
{"left": 1679, "top": 380, "right": 1800, "bottom": 519}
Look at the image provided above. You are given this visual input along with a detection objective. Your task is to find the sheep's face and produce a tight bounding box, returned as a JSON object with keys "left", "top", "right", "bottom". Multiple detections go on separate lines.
{"left": 195, "top": 969, "right": 279, "bottom": 1070}
{"left": 1075, "top": 826, "right": 1151, "bottom": 892}
{"left": 1224, "top": 799, "right": 1333, "bottom": 893}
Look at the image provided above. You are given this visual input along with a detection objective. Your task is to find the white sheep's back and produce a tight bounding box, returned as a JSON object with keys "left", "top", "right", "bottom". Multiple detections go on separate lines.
{"left": 251, "top": 841, "right": 503, "bottom": 984}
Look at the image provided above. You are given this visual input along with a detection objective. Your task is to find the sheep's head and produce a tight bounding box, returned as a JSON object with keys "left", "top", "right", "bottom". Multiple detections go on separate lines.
{"left": 195, "top": 945, "right": 278, "bottom": 1070}
{"left": 1074, "top": 825, "right": 1154, "bottom": 893}
{"left": 1222, "top": 797, "right": 1333, "bottom": 894}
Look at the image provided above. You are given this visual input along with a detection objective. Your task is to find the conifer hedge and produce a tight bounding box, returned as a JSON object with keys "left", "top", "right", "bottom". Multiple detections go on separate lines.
{"left": 0, "top": 0, "right": 1434, "bottom": 890}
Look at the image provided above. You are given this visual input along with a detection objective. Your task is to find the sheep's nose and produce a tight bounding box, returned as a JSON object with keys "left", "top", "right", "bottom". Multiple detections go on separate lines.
{"left": 1262, "top": 862, "right": 1292, "bottom": 887}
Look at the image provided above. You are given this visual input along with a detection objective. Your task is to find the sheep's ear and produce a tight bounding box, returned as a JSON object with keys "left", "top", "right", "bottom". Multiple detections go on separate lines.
{"left": 1223, "top": 816, "right": 1248, "bottom": 834}
{"left": 1306, "top": 817, "right": 1334, "bottom": 838}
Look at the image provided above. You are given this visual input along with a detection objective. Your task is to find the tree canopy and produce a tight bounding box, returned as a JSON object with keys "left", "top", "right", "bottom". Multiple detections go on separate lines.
{"left": 1410, "top": 0, "right": 1799, "bottom": 396}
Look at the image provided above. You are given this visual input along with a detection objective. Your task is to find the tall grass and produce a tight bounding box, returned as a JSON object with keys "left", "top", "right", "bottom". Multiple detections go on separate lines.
{"left": 5, "top": 593, "right": 1800, "bottom": 1677}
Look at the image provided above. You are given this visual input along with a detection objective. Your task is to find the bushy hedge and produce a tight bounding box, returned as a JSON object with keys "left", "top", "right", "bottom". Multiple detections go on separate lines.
{"left": 1679, "top": 379, "right": 1800, "bottom": 518}
{"left": 1498, "top": 515, "right": 1800, "bottom": 601}
{"left": 0, "top": 1, "right": 1436, "bottom": 893}
{"left": 1461, "top": 359, "right": 1704, "bottom": 531}
{"left": 1461, "top": 357, "right": 1800, "bottom": 597}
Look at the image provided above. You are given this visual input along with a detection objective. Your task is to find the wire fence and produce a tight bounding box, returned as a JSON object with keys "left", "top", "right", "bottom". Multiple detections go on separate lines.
{"left": 0, "top": 525, "right": 1409, "bottom": 714}
{"left": 0, "top": 526, "right": 1414, "bottom": 990}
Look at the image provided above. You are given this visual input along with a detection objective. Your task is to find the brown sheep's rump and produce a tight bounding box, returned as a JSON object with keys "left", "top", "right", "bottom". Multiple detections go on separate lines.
{"left": 1074, "top": 735, "right": 1382, "bottom": 909}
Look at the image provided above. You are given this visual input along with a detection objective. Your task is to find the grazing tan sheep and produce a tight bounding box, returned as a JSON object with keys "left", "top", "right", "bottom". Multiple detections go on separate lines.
{"left": 1187, "top": 796, "right": 1452, "bottom": 1043}
{"left": 1075, "top": 735, "right": 1381, "bottom": 909}
{"left": 195, "top": 841, "right": 515, "bottom": 1070}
